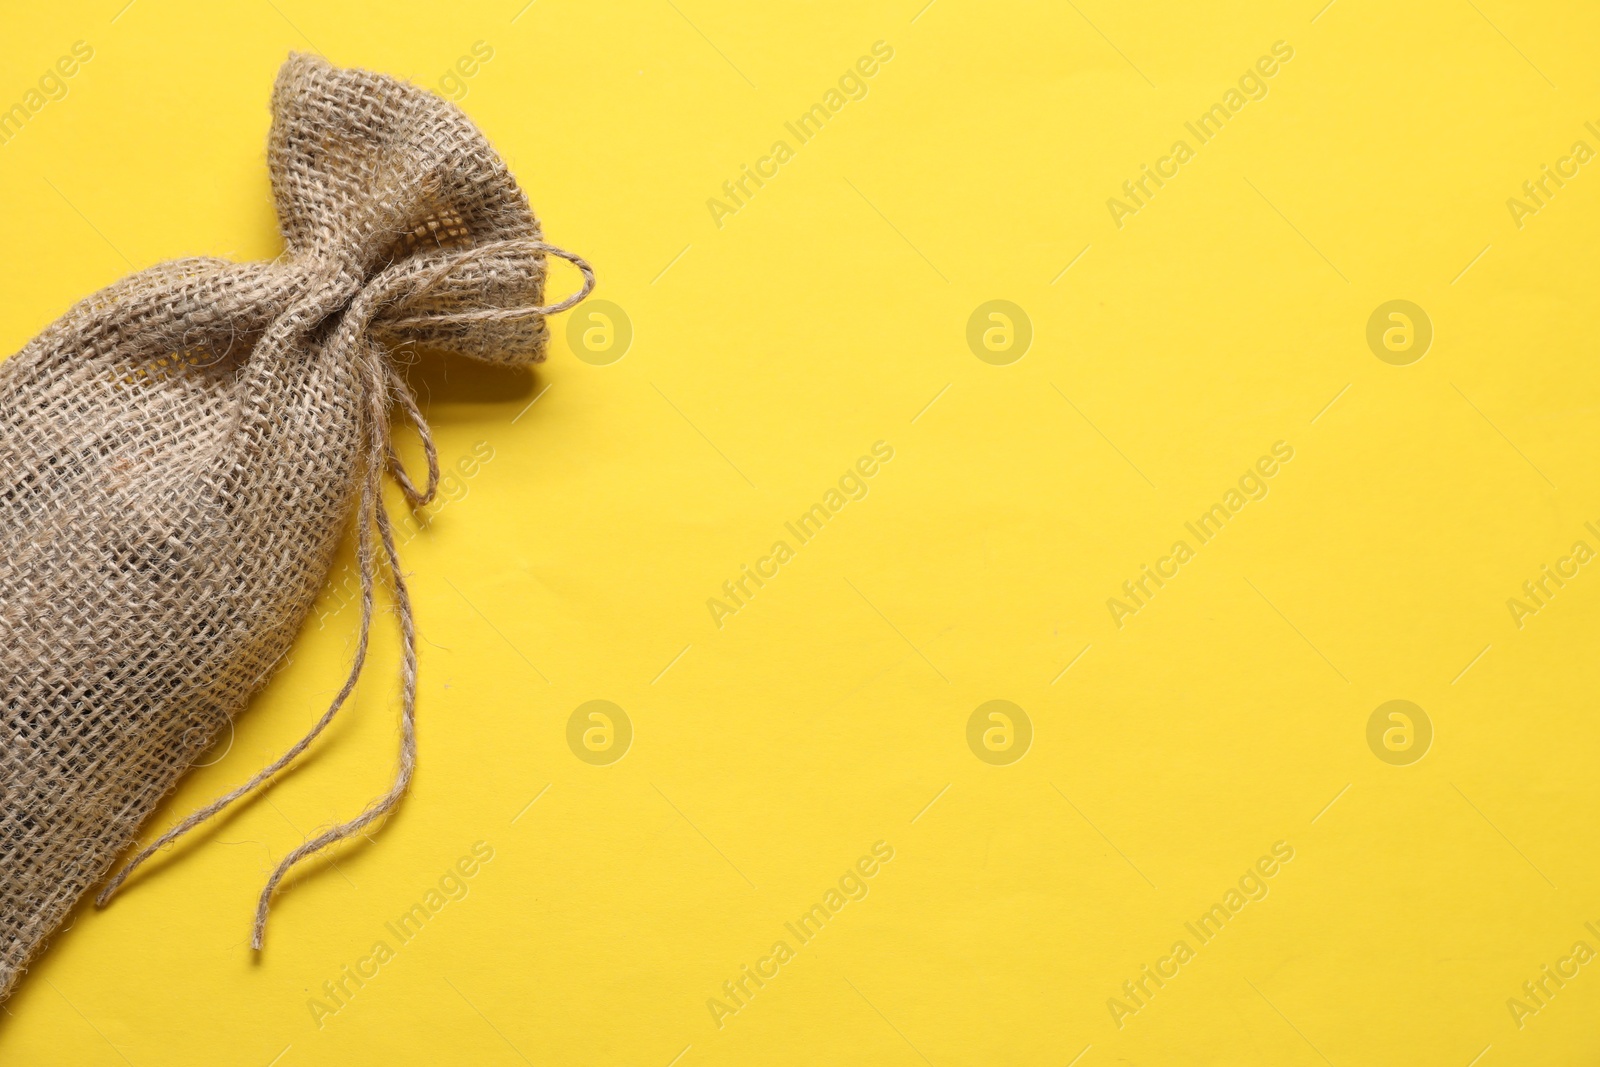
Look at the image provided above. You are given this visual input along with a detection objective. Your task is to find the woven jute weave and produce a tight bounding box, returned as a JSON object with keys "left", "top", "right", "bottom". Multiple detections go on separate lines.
{"left": 0, "top": 54, "right": 591, "bottom": 1002}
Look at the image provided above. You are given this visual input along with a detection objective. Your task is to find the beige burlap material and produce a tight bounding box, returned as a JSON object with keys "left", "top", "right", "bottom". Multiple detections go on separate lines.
{"left": 0, "top": 54, "right": 591, "bottom": 1002}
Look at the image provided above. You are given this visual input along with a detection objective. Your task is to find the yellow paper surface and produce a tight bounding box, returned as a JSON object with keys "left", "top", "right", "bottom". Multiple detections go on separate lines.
{"left": 3, "top": 1, "right": 1600, "bottom": 1063}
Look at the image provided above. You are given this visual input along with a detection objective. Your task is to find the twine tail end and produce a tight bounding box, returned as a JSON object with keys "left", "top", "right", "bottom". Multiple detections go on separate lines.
{"left": 251, "top": 883, "right": 274, "bottom": 951}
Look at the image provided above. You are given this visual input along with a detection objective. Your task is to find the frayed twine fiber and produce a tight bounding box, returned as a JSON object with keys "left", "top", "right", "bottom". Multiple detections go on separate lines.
{"left": 0, "top": 53, "right": 592, "bottom": 1001}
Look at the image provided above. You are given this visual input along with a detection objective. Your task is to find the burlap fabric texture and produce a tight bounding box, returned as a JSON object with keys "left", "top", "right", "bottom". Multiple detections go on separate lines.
{"left": 0, "top": 53, "right": 592, "bottom": 1003}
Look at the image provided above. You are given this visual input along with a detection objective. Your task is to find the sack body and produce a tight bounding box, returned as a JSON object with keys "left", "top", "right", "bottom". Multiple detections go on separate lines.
{"left": 0, "top": 53, "right": 585, "bottom": 1001}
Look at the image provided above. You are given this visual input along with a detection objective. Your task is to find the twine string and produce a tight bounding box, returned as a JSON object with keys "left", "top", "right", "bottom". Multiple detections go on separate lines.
{"left": 248, "top": 343, "right": 420, "bottom": 949}
{"left": 385, "top": 238, "right": 596, "bottom": 328}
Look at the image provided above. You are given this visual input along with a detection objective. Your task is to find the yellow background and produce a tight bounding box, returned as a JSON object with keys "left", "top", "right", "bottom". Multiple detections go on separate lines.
{"left": 4, "top": 0, "right": 1600, "bottom": 1063}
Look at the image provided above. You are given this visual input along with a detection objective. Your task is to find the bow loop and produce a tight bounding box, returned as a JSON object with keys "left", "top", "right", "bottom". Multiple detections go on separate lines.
{"left": 383, "top": 360, "right": 439, "bottom": 509}
{"left": 369, "top": 238, "right": 596, "bottom": 363}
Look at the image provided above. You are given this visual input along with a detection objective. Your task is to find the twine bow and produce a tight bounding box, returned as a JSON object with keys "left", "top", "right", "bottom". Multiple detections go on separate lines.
{"left": 95, "top": 238, "right": 594, "bottom": 949}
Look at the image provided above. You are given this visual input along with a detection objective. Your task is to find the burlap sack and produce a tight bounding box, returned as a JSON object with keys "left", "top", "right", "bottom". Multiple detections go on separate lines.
{"left": 0, "top": 53, "right": 591, "bottom": 1002}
